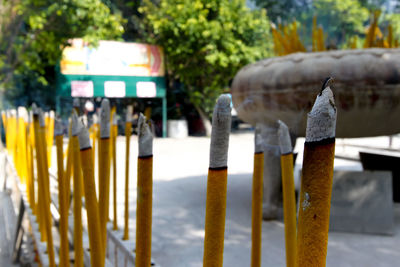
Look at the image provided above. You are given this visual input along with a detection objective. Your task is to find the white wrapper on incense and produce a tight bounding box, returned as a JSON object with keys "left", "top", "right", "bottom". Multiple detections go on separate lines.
{"left": 138, "top": 113, "right": 153, "bottom": 157}
{"left": 100, "top": 99, "right": 110, "bottom": 138}
{"left": 305, "top": 87, "right": 337, "bottom": 142}
{"left": 209, "top": 94, "right": 231, "bottom": 168}
{"left": 278, "top": 120, "right": 292, "bottom": 154}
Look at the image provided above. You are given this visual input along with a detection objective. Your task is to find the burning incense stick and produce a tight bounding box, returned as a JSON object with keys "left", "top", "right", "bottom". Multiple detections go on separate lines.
{"left": 251, "top": 125, "right": 264, "bottom": 267}
{"left": 33, "top": 106, "right": 55, "bottom": 267}
{"left": 27, "top": 112, "right": 35, "bottom": 213}
{"left": 297, "top": 77, "right": 336, "bottom": 267}
{"left": 46, "top": 111, "right": 54, "bottom": 167}
{"left": 203, "top": 94, "right": 231, "bottom": 267}
{"left": 278, "top": 120, "right": 297, "bottom": 267}
{"left": 112, "top": 113, "right": 118, "bottom": 230}
{"left": 123, "top": 105, "right": 133, "bottom": 240}
{"left": 135, "top": 113, "right": 154, "bottom": 267}
{"left": 55, "top": 117, "right": 70, "bottom": 267}
{"left": 77, "top": 119, "right": 105, "bottom": 267}
{"left": 98, "top": 99, "right": 111, "bottom": 260}
{"left": 71, "top": 111, "right": 84, "bottom": 267}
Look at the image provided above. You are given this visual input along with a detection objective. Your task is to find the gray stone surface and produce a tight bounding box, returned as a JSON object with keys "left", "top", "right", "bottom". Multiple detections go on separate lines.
{"left": 330, "top": 170, "right": 394, "bottom": 235}
{"left": 0, "top": 191, "right": 18, "bottom": 267}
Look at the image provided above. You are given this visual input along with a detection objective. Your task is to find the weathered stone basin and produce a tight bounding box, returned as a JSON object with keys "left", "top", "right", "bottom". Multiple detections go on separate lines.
{"left": 231, "top": 48, "right": 400, "bottom": 138}
{"left": 231, "top": 48, "right": 400, "bottom": 219}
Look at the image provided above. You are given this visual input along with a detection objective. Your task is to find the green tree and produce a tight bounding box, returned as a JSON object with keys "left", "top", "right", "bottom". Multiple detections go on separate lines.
{"left": 255, "top": 0, "right": 311, "bottom": 24}
{"left": 138, "top": 0, "right": 272, "bottom": 131}
{"left": 0, "top": 0, "right": 124, "bottom": 107}
{"left": 296, "top": 0, "right": 369, "bottom": 48}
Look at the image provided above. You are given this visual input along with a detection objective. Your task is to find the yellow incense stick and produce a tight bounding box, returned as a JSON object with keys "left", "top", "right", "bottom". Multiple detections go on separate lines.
{"left": 203, "top": 95, "right": 231, "bottom": 267}
{"left": 278, "top": 120, "right": 297, "bottom": 267}
{"left": 64, "top": 120, "right": 73, "bottom": 209}
{"left": 123, "top": 106, "right": 133, "bottom": 240}
{"left": 71, "top": 111, "right": 84, "bottom": 267}
{"left": 251, "top": 126, "right": 264, "bottom": 267}
{"left": 135, "top": 114, "right": 154, "bottom": 267}
{"left": 33, "top": 106, "right": 55, "bottom": 267}
{"left": 77, "top": 120, "right": 105, "bottom": 267}
{"left": 47, "top": 111, "right": 54, "bottom": 167}
{"left": 55, "top": 118, "right": 70, "bottom": 267}
{"left": 27, "top": 114, "right": 35, "bottom": 213}
{"left": 112, "top": 111, "right": 118, "bottom": 230}
{"left": 297, "top": 78, "right": 336, "bottom": 267}
{"left": 98, "top": 99, "right": 111, "bottom": 261}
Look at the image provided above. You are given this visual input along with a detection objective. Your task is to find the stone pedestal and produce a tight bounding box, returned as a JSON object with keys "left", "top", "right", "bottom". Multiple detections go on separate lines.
{"left": 329, "top": 170, "right": 394, "bottom": 235}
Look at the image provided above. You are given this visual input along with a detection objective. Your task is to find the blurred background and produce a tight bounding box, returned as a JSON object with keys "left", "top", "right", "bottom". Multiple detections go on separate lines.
{"left": 1, "top": 0, "right": 399, "bottom": 137}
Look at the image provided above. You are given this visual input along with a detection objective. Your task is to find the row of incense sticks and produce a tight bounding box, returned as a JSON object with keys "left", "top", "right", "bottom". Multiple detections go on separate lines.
{"left": 0, "top": 77, "right": 336, "bottom": 267}
{"left": 1, "top": 106, "right": 56, "bottom": 266}
{"left": 249, "top": 78, "right": 337, "bottom": 267}
{"left": 1, "top": 100, "right": 151, "bottom": 267}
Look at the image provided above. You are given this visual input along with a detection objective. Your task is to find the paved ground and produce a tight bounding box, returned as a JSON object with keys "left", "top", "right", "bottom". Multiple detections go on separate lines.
{"left": 2, "top": 132, "right": 399, "bottom": 266}
{"left": 0, "top": 191, "right": 18, "bottom": 267}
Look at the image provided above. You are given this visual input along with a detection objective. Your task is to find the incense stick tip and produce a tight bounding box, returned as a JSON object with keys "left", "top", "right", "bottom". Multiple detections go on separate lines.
{"left": 254, "top": 124, "right": 264, "bottom": 153}
{"left": 77, "top": 119, "right": 91, "bottom": 150}
{"left": 216, "top": 94, "right": 231, "bottom": 114}
{"left": 71, "top": 110, "right": 80, "bottom": 136}
{"left": 320, "top": 77, "right": 334, "bottom": 96}
{"left": 38, "top": 109, "right": 45, "bottom": 127}
{"left": 73, "top": 98, "right": 80, "bottom": 108}
{"left": 138, "top": 113, "right": 153, "bottom": 157}
{"left": 92, "top": 114, "right": 98, "bottom": 124}
{"left": 126, "top": 105, "right": 133, "bottom": 122}
{"left": 100, "top": 99, "right": 110, "bottom": 138}
{"left": 32, "top": 103, "right": 38, "bottom": 115}
{"left": 278, "top": 120, "right": 292, "bottom": 154}
{"left": 209, "top": 94, "right": 232, "bottom": 168}
{"left": 306, "top": 83, "right": 337, "bottom": 142}
{"left": 18, "top": 106, "right": 28, "bottom": 122}
{"left": 54, "top": 117, "right": 64, "bottom": 136}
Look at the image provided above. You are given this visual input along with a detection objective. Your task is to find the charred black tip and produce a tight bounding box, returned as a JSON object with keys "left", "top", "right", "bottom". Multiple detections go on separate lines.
{"left": 320, "top": 77, "right": 334, "bottom": 96}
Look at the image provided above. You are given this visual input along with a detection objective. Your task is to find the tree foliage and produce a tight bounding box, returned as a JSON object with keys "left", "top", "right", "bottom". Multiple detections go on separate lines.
{"left": 0, "top": 0, "right": 124, "bottom": 107}
{"left": 254, "top": 0, "right": 311, "bottom": 24}
{"left": 310, "top": 0, "right": 369, "bottom": 45}
{"left": 138, "top": 0, "right": 272, "bottom": 117}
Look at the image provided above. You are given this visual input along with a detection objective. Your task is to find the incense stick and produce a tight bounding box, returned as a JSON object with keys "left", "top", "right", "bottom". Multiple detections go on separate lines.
{"left": 98, "top": 99, "right": 111, "bottom": 262}
{"left": 251, "top": 125, "right": 264, "bottom": 267}
{"left": 77, "top": 119, "right": 104, "bottom": 267}
{"left": 203, "top": 94, "right": 231, "bottom": 267}
{"left": 55, "top": 117, "right": 70, "bottom": 267}
{"left": 112, "top": 113, "right": 118, "bottom": 230}
{"left": 123, "top": 105, "right": 133, "bottom": 240}
{"left": 71, "top": 110, "right": 84, "bottom": 267}
{"left": 278, "top": 120, "right": 297, "bottom": 267}
{"left": 135, "top": 113, "right": 154, "bottom": 267}
{"left": 297, "top": 78, "right": 336, "bottom": 266}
